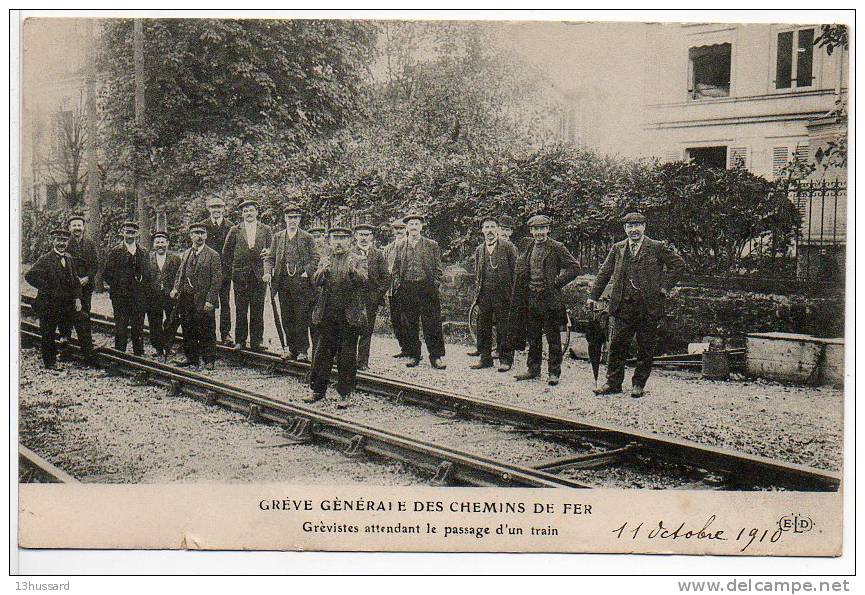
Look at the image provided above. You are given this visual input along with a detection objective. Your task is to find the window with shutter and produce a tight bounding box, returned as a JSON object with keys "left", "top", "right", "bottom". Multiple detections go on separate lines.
{"left": 727, "top": 146, "right": 749, "bottom": 170}
{"left": 772, "top": 146, "right": 790, "bottom": 177}
{"left": 795, "top": 142, "right": 809, "bottom": 161}
{"left": 664, "top": 150, "right": 682, "bottom": 163}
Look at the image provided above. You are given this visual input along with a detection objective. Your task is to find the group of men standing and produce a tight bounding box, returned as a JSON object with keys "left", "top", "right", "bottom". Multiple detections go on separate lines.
{"left": 27, "top": 199, "right": 685, "bottom": 402}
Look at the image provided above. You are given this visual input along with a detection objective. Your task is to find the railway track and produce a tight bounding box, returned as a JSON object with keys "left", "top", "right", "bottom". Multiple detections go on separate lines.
{"left": 18, "top": 296, "right": 840, "bottom": 491}
{"left": 19, "top": 444, "right": 79, "bottom": 483}
{"left": 19, "top": 320, "right": 588, "bottom": 489}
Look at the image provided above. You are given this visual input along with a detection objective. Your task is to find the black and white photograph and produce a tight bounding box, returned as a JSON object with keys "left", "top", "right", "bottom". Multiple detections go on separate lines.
{"left": 12, "top": 10, "right": 852, "bottom": 566}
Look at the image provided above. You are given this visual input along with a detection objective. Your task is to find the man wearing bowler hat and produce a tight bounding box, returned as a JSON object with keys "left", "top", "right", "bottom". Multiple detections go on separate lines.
{"left": 382, "top": 219, "right": 409, "bottom": 358}
{"left": 146, "top": 231, "right": 181, "bottom": 357}
{"left": 58, "top": 213, "right": 98, "bottom": 345}
{"left": 470, "top": 215, "right": 518, "bottom": 372}
{"left": 25, "top": 228, "right": 96, "bottom": 368}
{"left": 222, "top": 199, "right": 273, "bottom": 351}
{"left": 352, "top": 220, "right": 390, "bottom": 370}
{"left": 103, "top": 220, "right": 152, "bottom": 355}
{"left": 199, "top": 196, "right": 235, "bottom": 345}
{"left": 263, "top": 201, "right": 318, "bottom": 361}
{"left": 588, "top": 212, "right": 685, "bottom": 398}
{"left": 170, "top": 222, "right": 223, "bottom": 370}
{"left": 307, "top": 225, "right": 369, "bottom": 404}
{"left": 390, "top": 212, "right": 446, "bottom": 369}
{"left": 509, "top": 214, "right": 579, "bottom": 386}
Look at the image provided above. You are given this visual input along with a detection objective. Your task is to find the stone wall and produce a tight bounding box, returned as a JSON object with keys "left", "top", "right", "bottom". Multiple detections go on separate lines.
{"left": 377, "top": 263, "right": 845, "bottom": 352}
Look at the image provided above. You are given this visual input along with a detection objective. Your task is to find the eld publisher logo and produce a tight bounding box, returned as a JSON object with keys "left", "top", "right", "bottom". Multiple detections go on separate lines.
{"left": 778, "top": 514, "right": 813, "bottom": 533}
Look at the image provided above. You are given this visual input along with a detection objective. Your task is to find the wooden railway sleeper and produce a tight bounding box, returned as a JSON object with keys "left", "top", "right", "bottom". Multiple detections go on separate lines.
{"left": 344, "top": 435, "right": 366, "bottom": 458}
{"left": 433, "top": 461, "right": 454, "bottom": 486}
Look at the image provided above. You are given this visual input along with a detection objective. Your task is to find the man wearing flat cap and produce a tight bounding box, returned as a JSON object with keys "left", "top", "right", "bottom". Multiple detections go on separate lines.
{"left": 222, "top": 199, "right": 273, "bottom": 351}
{"left": 307, "top": 224, "right": 330, "bottom": 260}
{"left": 263, "top": 202, "right": 318, "bottom": 361}
{"left": 469, "top": 215, "right": 518, "bottom": 371}
{"left": 307, "top": 225, "right": 369, "bottom": 404}
{"left": 199, "top": 196, "right": 235, "bottom": 345}
{"left": 103, "top": 220, "right": 152, "bottom": 355}
{"left": 146, "top": 231, "right": 181, "bottom": 357}
{"left": 25, "top": 228, "right": 96, "bottom": 368}
{"left": 352, "top": 221, "right": 390, "bottom": 370}
{"left": 170, "top": 222, "right": 223, "bottom": 370}
{"left": 382, "top": 219, "right": 408, "bottom": 357}
{"left": 390, "top": 212, "right": 447, "bottom": 370}
{"left": 58, "top": 214, "right": 98, "bottom": 345}
{"left": 509, "top": 214, "right": 579, "bottom": 386}
{"left": 588, "top": 212, "right": 686, "bottom": 398}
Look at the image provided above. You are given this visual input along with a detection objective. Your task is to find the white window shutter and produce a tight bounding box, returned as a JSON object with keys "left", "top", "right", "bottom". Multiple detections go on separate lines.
{"left": 728, "top": 146, "right": 750, "bottom": 170}
{"left": 795, "top": 141, "right": 809, "bottom": 161}
{"left": 772, "top": 146, "right": 790, "bottom": 177}
{"left": 663, "top": 150, "right": 682, "bottom": 163}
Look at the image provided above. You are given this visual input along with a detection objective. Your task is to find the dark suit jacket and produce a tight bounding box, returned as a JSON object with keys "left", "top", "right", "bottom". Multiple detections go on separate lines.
{"left": 25, "top": 251, "right": 82, "bottom": 316}
{"left": 102, "top": 243, "right": 152, "bottom": 313}
{"left": 149, "top": 251, "right": 182, "bottom": 299}
{"left": 222, "top": 221, "right": 273, "bottom": 280}
{"left": 311, "top": 251, "right": 369, "bottom": 331}
{"left": 354, "top": 245, "right": 389, "bottom": 309}
{"left": 200, "top": 217, "right": 234, "bottom": 256}
{"left": 473, "top": 238, "right": 518, "bottom": 302}
{"left": 264, "top": 227, "right": 318, "bottom": 289}
{"left": 507, "top": 239, "right": 579, "bottom": 349}
{"left": 590, "top": 236, "right": 686, "bottom": 318}
{"left": 67, "top": 236, "right": 98, "bottom": 293}
{"left": 172, "top": 244, "right": 223, "bottom": 312}
{"left": 390, "top": 236, "right": 443, "bottom": 290}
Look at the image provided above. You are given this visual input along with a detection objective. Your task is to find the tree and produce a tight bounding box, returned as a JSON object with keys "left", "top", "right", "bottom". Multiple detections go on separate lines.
{"left": 813, "top": 24, "right": 849, "bottom": 170}
{"left": 97, "top": 19, "right": 378, "bottom": 201}
{"left": 46, "top": 101, "right": 88, "bottom": 208}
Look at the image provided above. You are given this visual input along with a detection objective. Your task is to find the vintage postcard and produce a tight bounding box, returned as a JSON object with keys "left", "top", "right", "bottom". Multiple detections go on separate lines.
{"left": 14, "top": 11, "right": 850, "bottom": 562}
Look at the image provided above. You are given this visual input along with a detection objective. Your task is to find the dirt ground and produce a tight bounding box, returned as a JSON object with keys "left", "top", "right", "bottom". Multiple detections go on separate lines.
{"left": 17, "top": 349, "right": 424, "bottom": 485}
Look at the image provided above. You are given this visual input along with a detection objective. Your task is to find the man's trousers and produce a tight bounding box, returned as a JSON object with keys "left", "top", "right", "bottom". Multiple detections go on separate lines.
{"left": 276, "top": 277, "right": 313, "bottom": 356}
{"left": 399, "top": 281, "right": 445, "bottom": 360}
{"left": 146, "top": 295, "right": 174, "bottom": 352}
{"left": 605, "top": 300, "right": 659, "bottom": 389}
{"left": 113, "top": 302, "right": 145, "bottom": 355}
{"left": 310, "top": 318, "right": 360, "bottom": 396}
{"left": 525, "top": 294, "right": 562, "bottom": 376}
{"left": 232, "top": 271, "right": 266, "bottom": 347}
{"left": 39, "top": 306, "right": 94, "bottom": 366}
{"left": 476, "top": 295, "right": 513, "bottom": 364}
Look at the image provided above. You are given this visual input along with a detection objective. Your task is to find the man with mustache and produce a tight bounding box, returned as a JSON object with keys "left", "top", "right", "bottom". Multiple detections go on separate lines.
{"left": 146, "top": 231, "right": 181, "bottom": 358}
{"left": 469, "top": 215, "right": 518, "bottom": 372}
{"left": 102, "top": 220, "right": 152, "bottom": 356}
{"left": 352, "top": 221, "right": 389, "bottom": 371}
{"left": 199, "top": 196, "right": 235, "bottom": 346}
{"left": 25, "top": 228, "right": 95, "bottom": 368}
{"left": 58, "top": 214, "right": 98, "bottom": 346}
{"left": 306, "top": 225, "right": 369, "bottom": 405}
{"left": 222, "top": 200, "right": 273, "bottom": 351}
{"left": 170, "top": 222, "right": 223, "bottom": 370}
{"left": 390, "top": 213, "right": 446, "bottom": 370}
{"left": 509, "top": 215, "right": 579, "bottom": 386}
{"left": 263, "top": 202, "right": 318, "bottom": 362}
{"left": 588, "top": 212, "right": 685, "bottom": 399}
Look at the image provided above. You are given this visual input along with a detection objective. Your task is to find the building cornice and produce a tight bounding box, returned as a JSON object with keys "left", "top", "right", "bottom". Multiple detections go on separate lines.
{"left": 644, "top": 110, "right": 831, "bottom": 130}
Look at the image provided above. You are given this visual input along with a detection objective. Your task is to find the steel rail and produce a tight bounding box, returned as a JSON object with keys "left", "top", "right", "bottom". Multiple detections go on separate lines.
{"left": 19, "top": 444, "right": 79, "bottom": 484}
{"left": 19, "top": 297, "right": 841, "bottom": 491}
{"left": 19, "top": 322, "right": 588, "bottom": 489}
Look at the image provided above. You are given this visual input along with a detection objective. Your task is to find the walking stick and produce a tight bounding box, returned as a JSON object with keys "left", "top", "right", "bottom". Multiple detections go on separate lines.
{"left": 268, "top": 282, "right": 286, "bottom": 351}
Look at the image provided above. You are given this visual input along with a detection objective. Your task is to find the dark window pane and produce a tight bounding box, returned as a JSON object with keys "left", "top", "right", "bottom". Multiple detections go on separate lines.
{"left": 686, "top": 146, "right": 728, "bottom": 169}
{"left": 797, "top": 28, "right": 814, "bottom": 87}
{"left": 776, "top": 31, "right": 793, "bottom": 89}
{"left": 689, "top": 43, "right": 731, "bottom": 99}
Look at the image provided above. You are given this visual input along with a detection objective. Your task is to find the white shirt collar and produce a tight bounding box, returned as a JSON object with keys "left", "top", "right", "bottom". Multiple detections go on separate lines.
{"left": 628, "top": 237, "right": 645, "bottom": 255}
{"left": 485, "top": 241, "right": 498, "bottom": 254}
{"left": 125, "top": 243, "right": 137, "bottom": 255}
{"left": 212, "top": 217, "right": 223, "bottom": 226}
